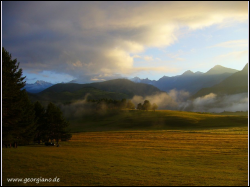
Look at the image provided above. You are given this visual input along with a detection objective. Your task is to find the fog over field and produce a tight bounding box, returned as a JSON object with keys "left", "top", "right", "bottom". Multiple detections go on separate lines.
{"left": 59, "top": 90, "right": 248, "bottom": 118}
{"left": 132, "top": 90, "right": 248, "bottom": 113}
{"left": 186, "top": 92, "right": 248, "bottom": 113}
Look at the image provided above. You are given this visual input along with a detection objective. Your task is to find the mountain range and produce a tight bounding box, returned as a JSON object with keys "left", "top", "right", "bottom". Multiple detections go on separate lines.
{"left": 28, "top": 79, "right": 164, "bottom": 104}
{"left": 24, "top": 80, "right": 54, "bottom": 93}
{"left": 27, "top": 63, "right": 248, "bottom": 106}
{"left": 130, "top": 65, "right": 240, "bottom": 94}
{"left": 192, "top": 63, "right": 248, "bottom": 98}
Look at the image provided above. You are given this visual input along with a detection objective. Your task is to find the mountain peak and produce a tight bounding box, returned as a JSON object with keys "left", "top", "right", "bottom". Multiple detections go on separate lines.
{"left": 130, "top": 77, "right": 141, "bottom": 83}
{"left": 35, "top": 80, "right": 52, "bottom": 85}
{"left": 35, "top": 80, "right": 45, "bottom": 84}
{"left": 242, "top": 63, "right": 248, "bottom": 72}
{"left": 205, "top": 65, "right": 238, "bottom": 75}
{"left": 195, "top": 71, "right": 203, "bottom": 75}
{"left": 182, "top": 70, "right": 194, "bottom": 76}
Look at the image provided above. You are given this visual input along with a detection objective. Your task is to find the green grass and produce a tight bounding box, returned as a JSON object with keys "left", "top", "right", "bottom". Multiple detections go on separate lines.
{"left": 2, "top": 110, "right": 248, "bottom": 186}
{"left": 67, "top": 110, "right": 248, "bottom": 132}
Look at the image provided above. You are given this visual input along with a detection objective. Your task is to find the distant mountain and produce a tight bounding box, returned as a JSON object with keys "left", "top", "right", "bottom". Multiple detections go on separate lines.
{"left": 130, "top": 64, "right": 239, "bottom": 94}
{"left": 29, "top": 79, "right": 165, "bottom": 104}
{"left": 129, "top": 77, "right": 156, "bottom": 85}
{"left": 182, "top": 70, "right": 195, "bottom": 76}
{"left": 24, "top": 80, "right": 54, "bottom": 93}
{"left": 192, "top": 63, "right": 248, "bottom": 98}
{"left": 194, "top": 71, "right": 203, "bottom": 75}
{"left": 205, "top": 65, "right": 238, "bottom": 75}
{"left": 130, "top": 77, "right": 141, "bottom": 83}
{"left": 82, "top": 79, "right": 162, "bottom": 97}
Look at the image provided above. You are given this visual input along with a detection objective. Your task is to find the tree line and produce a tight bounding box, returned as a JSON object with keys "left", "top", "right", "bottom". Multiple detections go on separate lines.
{"left": 87, "top": 98, "right": 158, "bottom": 111}
{"left": 2, "top": 47, "right": 71, "bottom": 148}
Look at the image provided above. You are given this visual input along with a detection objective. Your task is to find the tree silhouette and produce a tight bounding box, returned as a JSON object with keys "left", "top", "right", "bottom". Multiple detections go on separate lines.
{"left": 2, "top": 47, "right": 35, "bottom": 147}
{"left": 137, "top": 103, "right": 143, "bottom": 110}
{"left": 33, "top": 101, "right": 47, "bottom": 144}
{"left": 142, "top": 100, "right": 151, "bottom": 111}
{"left": 45, "top": 102, "right": 72, "bottom": 145}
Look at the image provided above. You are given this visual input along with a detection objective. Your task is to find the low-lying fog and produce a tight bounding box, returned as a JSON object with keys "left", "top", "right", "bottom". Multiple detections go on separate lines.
{"left": 133, "top": 90, "right": 248, "bottom": 113}
{"left": 60, "top": 90, "right": 248, "bottom": 118}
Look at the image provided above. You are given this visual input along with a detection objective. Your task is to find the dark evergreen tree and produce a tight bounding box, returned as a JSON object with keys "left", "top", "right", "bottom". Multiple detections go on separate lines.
{"left": 2, "top": 47, "right": 35, "bottom": 147}
{"left": 17, "top": 92, "right": 36, "bottom": 145}
{"left": 33, "top": 101, "right": 47, "bottom": 144}
{"left": 45, "top": 102, "right": 72, "bottom": 144}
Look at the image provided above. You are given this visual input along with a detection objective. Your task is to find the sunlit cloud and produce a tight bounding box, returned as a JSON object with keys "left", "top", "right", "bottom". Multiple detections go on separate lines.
{"left": 144, "top": 56, "right": 154, "bottom": 61}
{"left": 217, "top": 50, "right": 248, "bottom": 59}
{"left": 208, "top": 39, "right": 248, "bottom": 48}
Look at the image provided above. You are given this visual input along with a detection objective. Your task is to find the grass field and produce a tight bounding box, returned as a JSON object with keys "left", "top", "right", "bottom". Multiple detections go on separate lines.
{"left": 67, "top": 110, "right": 248, "bottom": 132}
{"left": 2, "top": 110, "right": 249, "bottom": 186}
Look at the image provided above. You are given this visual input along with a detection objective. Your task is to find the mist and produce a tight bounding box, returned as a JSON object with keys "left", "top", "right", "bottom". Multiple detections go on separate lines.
{"left": 132, "top": 90, "right": 248, "bottom": 113}
{"left": 58, "top": 94, "right": 97, "bottom": 118}
{"left": 59, "top": 89, "right": 248, "bottom": 118}
{"left": 132, "top": 89, "right": 190, "bottom": 110}
{"left": 179, "top": 92, "right": 248, "bottom": 113}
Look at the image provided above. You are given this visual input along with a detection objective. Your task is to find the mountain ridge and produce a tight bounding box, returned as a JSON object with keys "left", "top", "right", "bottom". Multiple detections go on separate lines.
{"left": 192, "top": 63, "right": 248, "bottom": 98}
{"left": 30, "top": 79, "right": 165, "bottom": 104}
{"left": 130, "top": 64, "right": 241, "bottom": 94}
{"left": 24, "top": 80, "right": 54, "bottom": 93}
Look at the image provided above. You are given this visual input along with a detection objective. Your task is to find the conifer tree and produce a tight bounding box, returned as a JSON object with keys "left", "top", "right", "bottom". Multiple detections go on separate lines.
{"left": 33, "top": 101, "right": 47, "bottom": 144}
{"left": 45, "top": 102, "right": 72, "bottom": 144}
{"left": 2, "top": 47, "right": 35, "bottom": 147}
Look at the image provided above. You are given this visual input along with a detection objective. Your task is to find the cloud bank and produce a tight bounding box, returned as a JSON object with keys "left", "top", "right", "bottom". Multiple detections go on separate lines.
{"left": 3, "top": 2, "right": 248, "bottom": 83}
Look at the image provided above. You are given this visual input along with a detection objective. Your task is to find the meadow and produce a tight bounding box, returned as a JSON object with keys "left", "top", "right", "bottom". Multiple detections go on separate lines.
{"left": 2, "top": 110, "right": 248, "bottom": 186}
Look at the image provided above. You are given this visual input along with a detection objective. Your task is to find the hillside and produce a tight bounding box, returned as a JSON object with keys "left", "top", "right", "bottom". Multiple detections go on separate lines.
{"left": 192, "top": 63, "right": 248, "bottom": 98}
{"left": 82, "top": 79, "right": 162, "bottom": 97}
{"left": 29, "top": 79, "right": 164, "bottom": 104}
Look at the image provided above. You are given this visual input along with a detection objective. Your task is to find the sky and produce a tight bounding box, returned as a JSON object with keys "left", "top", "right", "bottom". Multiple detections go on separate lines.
{"left": 2, "top": 1, "right": 249, "bottom": 84}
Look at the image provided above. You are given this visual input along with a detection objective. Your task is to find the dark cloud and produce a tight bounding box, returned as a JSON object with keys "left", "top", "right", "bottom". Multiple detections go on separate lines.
{"left": 2, "top": 2, "right": 248, "bottom": 83}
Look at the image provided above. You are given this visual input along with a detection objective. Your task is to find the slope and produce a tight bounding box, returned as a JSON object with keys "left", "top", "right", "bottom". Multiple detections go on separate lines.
{"left": 192, "top": 63, "right": 248, "bottom": 98}
{"left": 29, "top": 79, "right": 164, "bottom": 104}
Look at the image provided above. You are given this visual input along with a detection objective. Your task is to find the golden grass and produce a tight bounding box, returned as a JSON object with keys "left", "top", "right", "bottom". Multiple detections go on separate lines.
{"left": 2, "top": 129, "right": 248, "bottom": 186}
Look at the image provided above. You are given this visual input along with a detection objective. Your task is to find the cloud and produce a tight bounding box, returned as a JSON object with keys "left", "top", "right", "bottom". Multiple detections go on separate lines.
{"left": 208, "top": 39, "right": 248, "bottom": 48}
{"left": 132, "top": 89, "right": 190, "bottom": 110}
{"left": 179, "top": 92, "right": 248, "bottom": 113}
{"left": 144, "top": 56, "right": 154, "bottom": 61}
{"left": 217, "top": 50, "right": 248, "bottom": 59}
{"left": 3, "top": 1, "right": 248, "bottom": 82}
{"left": 132, "top": 92, "right": 178, "bottom": 110}
{"left": 168, "top": 89, "right": 190, "bottom": 103}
